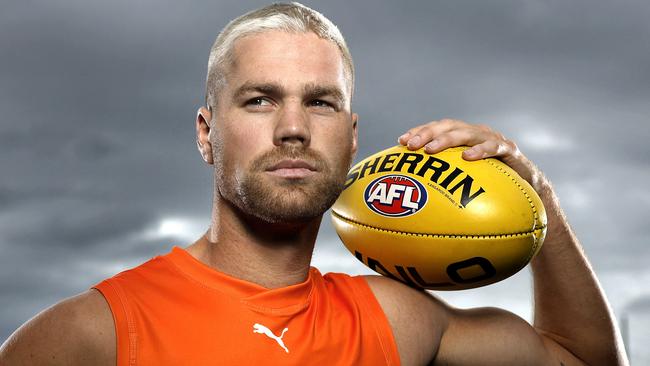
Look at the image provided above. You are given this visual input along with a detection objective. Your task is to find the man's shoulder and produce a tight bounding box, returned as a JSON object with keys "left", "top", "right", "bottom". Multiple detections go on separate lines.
{"left": 320, "top": 270, "right": 443, "bottom": 307}
{"left": 361, "top": 274, "right": 446, "bottom": 313}
{"left": 0, "top": 289, "right": 115, "bottom": 366}
{"left": 360, "top": 275, "right": 450, "bottom": 366}
{"left": 333, "top": 273, "right": 450, "bottom": 338}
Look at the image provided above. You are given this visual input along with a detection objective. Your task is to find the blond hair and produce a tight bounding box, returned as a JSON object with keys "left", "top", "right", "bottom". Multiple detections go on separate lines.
{"left": 205, "top": 2, "right": 354, "bottom": 107}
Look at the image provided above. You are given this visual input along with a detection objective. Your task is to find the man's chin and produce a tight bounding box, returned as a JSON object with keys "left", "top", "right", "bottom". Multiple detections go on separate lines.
{"left": 230, "top": 168, "right": 347, "bottom": 225}
{"left": 237, "top": 181, "right": 336, "bottom": 222}
{"left": 247, "top": 189, "right": 330, "bottom": 223}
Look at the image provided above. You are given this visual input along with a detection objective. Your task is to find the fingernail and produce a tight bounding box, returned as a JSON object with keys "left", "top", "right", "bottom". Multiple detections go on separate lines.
{"left": 425, "top": 139, "right": 440, "bottom": 151}
{"left": 407, "top": 135, "right": 421, "bottom": 147}
{"left": 398, "top": 133, "right": 410, "bottom": 143}
{"left": 464, "top": 147, "right": 481, "bottom": 157}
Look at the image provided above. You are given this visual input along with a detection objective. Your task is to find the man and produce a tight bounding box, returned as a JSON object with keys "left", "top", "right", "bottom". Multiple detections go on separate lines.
{"left": 0, "top": 3, "right": 627, "bottom": 365}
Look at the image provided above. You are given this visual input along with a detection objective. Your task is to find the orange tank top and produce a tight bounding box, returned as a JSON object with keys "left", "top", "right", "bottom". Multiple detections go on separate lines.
{"left": 92, "top": 246, "right": 400, "bottom": 365}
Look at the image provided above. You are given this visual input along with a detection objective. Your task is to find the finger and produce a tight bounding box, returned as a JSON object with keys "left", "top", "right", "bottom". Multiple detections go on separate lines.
{"left": 422, "top": 127, "right": 486, "bottom": 154}
{"left": 462, "top": 139, "right": 513, "bottom": 161}
{"left": 398, "top": 119, "right": 456, "bottom": 146}
{"left": 397, "top": 124, "right": 431, "bottom": 145}
{"left": 402, "top": 119, "right": 459, "bottom": 149}
{"left": 397, "top": 127, "right": 418, "bottom": 145}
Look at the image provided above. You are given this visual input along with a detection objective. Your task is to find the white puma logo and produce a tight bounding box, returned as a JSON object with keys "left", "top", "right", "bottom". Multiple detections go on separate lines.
{"left": 253, "top": 323, "right": 289, "bottom": 353}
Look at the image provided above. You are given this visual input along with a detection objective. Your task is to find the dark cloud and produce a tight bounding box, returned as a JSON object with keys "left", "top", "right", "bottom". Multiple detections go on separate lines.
{"left": 625, "top": 295, "right": 650, "bottom": 313}
{"left": 1, "top": 0, "right": 648, "bottom": 351}
{"left": 5, "top": 205, "right": 151, "bottom": 249}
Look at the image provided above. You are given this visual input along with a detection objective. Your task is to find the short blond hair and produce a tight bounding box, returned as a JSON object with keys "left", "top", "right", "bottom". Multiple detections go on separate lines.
{"left": 205, "top": 2, "right": 354, "bottom": 107}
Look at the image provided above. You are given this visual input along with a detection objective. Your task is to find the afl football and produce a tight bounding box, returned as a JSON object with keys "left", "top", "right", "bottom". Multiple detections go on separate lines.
{"left": 331, "top": 145, "right": 547, "bottom": 290}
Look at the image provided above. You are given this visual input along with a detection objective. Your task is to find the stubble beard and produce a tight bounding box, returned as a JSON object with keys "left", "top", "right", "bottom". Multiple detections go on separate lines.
{"left": 216, "top": 144, "right": 352, "bottom": 225}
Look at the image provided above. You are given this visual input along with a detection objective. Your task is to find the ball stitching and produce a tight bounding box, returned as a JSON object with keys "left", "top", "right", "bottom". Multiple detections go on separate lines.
{"left": 331, "top": 210, "right": 546, "bottom": 239}
{"left": 484, "top": 159, "right": 543, "bottom": 262}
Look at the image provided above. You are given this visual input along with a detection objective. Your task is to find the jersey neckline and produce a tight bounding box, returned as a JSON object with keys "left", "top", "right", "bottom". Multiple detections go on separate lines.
{"left": 163, "top": 245, "right": 318, "bottom": 315}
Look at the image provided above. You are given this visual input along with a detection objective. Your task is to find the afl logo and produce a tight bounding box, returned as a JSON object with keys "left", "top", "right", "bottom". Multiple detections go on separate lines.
{"left": 364, "top": 175, "right": 428, "bottom": 217}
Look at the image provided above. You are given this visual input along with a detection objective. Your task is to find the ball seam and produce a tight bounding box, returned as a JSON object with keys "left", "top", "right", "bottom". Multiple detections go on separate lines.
{"left": 484, "top": 160, "right": 539, "bottom": 224}
{"left": 331, "top": 210, "right": 547, "bottom": 239}
{"left": 484, "top": 159, "right": 543, "bottom": 261}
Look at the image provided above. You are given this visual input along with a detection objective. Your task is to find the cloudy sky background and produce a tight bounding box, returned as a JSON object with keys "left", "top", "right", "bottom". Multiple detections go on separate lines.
{"left": 1, "top": 0, "right": 649, "bottom": 362}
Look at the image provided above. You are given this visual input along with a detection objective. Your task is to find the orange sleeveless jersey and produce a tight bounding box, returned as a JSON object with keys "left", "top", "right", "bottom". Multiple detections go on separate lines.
{"left": 92, "top": 246, "right": 400, "bottom": 365}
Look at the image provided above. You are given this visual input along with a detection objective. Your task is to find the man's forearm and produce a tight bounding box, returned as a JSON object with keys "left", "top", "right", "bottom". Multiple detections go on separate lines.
{"left": 530, "top": 178, "right": 628, "bottom": 365}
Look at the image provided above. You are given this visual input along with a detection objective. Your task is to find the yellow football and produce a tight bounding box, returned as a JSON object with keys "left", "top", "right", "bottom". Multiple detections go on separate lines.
{"left": 331, "top": 145, "right": 547, "bottom": 290}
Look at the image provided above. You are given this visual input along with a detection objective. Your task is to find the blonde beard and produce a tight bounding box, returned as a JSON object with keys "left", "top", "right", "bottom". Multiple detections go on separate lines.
{"left": 215, "top": 144, "right": 352, "bottom": 224}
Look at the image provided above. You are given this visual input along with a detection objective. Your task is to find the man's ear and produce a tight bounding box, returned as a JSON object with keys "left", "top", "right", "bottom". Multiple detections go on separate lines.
{"left": 351, "top": 112, "right": 359, "bottom": 158}
{"left": 196, "top": 106, "right": 214, "bottom": 165}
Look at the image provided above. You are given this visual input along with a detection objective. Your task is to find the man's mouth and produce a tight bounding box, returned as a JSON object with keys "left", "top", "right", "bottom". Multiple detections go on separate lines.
{"left": 265, "top": 159, "right": 318, "bottom": 178}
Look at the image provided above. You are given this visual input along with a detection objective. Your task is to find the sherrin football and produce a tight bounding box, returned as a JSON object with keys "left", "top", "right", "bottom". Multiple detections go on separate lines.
{"left": 331, "top": 145, "right": 547, "bottom": 290}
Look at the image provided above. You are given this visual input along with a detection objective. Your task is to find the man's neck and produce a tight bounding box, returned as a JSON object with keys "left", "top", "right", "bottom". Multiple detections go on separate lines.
{"left": 185, "top": 198, "right": 322, "bottom": 289}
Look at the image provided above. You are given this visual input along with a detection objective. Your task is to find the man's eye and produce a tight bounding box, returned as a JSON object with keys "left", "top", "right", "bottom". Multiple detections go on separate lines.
{"left": 246, "top": 97, "right": 272, "bottom": 107}
{"left": 309, "top": 99, "right": 335, "bottom": 109}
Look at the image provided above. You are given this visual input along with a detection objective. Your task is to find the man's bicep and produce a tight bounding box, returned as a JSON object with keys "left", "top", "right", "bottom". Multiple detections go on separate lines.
{"left": 434, "top": 306, "right": 585, "bottom": 366}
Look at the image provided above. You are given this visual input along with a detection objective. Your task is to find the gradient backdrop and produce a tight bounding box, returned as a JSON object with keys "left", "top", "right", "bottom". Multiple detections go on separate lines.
{"left": 1, "top": 0, "right": 649, "bottom": 363}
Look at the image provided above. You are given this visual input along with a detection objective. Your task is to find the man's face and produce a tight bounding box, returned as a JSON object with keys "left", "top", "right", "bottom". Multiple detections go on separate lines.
{"left": 210, "top": 30, "right": 358, "bottom": 224}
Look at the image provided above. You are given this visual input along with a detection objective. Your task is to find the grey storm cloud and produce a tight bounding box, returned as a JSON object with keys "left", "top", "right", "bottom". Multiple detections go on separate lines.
{"left": 1, "top": 1, "right": 649, "bottom": 358}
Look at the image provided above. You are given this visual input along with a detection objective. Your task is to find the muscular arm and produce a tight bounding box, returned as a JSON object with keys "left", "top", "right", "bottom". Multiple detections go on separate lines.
{"left": 0, "top": 289, "right": 115, "bottom": 366}
{"left": 433, "top": 175, "right": 627, "bottom": 365}
{"left": 368, "top": 274, "right": 582, "bottom": 366}
{"left": 528, "top": 178, "right": 626, "bottom": 364}
{"left": 374, "top": 119, "right": 628, "bottom": 365}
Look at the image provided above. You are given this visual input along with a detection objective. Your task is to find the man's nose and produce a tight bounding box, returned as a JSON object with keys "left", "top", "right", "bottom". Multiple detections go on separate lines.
{"left": 272, "top": 103, "right": 311, "bottom": 147}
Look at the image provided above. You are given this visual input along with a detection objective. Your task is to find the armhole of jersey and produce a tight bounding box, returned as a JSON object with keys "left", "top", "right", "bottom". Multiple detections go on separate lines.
{"left": 92, "top": 279, "right": 137, "bottom": 366}
{"left": 348, "top": 276, "right": 401, "bottom": 366}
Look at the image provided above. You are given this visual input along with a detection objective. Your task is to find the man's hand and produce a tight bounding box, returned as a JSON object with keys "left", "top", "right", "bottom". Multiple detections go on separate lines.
{"left": 397, "top": 118, "right": 541, "bottom": 189}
